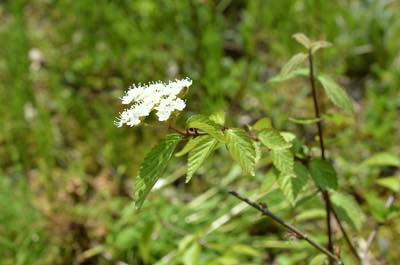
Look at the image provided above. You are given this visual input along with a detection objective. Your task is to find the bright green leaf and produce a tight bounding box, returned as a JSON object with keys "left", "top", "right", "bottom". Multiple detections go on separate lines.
{"left": 289, "top": 116, "right": 322, "bottom": 125}
{"left": 259, "top": 129, "right": 291, "bottom": 150}
{"left": 225, "top": 128, "right": 257, "bottom": 176}
{"left": 271, "top": 148, "right": 294, "bottom": 174}
{"left": 175, "top": 137, "right": 204, "bottom": 157}
{"left": 135, "top": 134, "right": 182, "bottom": 209}
{"left": 363, "top": 153, "right": 400, "bottom": 167}
{"left": 182, "top": 242, "right": 201, "bottom": 265}
{"left": 318, "top": 75, "right": 354, "bottom": 114}
{"left": 309, "top": 254, "right": 328, "bottom": 265}
{"left": 376, "top": 177, "right": 400, "bottom": 192}
{"left": 252, "top": 118, "right": 272, "bottom": 131}
{"left": 186, "top": 114, "right": 225, "bottom": 142}
{"left": 331, "top": 190, "right": 365, "bottom": 230}
{"left": 209, "top": 110, "right": 226, "bottom": 125}
{"left": 277, "top": 162, "right": 310, "bottom": 205}
{"left": 308, "top": 159, "right": 338, "bottom": 190}
{"left": 187, "top": 136, "right": 218, "bottom": 183}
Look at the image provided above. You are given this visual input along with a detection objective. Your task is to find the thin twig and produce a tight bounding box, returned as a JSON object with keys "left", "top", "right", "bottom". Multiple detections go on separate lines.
{"left": 308, "top": 49, "right": 360, "bottom": 262}
{"left": 228, "top": 190, "right": 344, "bottom": 264}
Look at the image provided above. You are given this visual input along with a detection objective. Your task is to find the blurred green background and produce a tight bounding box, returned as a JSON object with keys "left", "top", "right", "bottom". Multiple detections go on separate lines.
{"left": 0, "top": 0, "right": 399, "bottom": 264}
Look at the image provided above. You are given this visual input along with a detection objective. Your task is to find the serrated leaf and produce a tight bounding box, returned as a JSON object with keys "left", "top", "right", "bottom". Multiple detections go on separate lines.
{"left": 269, "top": 68, "right": 309, "bottom": 83}
{"left": 259, "top": 129, "right": 291, "bottom": 150}
{"left": 310, "top": 40, "right": 332, "bottom": 54}
{"left": 225, "top": 128, "right": 256, "bottom": 176}
{"left": 186, "top": 114, "right": 225, "bottom": 142}
{"left": 363, "top": 153, "right": 400, "bottom": 167}
{"left": 309, "top": 254, "right": 328, "bottom": 265}
{"left": 280, "top": 132, "right": 296, "bottom": 143}
{"left": 375, "top": 177, "right": 400, "bottom": 192}
{"left": 187, "top": 136, "right": 218, "bottom": 183}
{"left": 331, "top": 190, "right": 365, "bottom": 230}
{"left": 318, "top": 75, "right": 353, "bottom": 114}
{"left": 135, "top": 134, "right": 182, "bottom": 209}
{"left": 308, "top": 159, "right": 337, "bottom": 190}
{"left": 209, "top": 110, "right": 225, "bottom": 125}
{"left": 252, "top": 118, "right": 272, "bottom": 131}
{"left": 280, "top": 53, "right": 308, "bottom": 77}
{"left": 175, "top": 137, "right": 204, "bottom": 157}
{"left": 277, "top": 162, "right": 310, "bottom": 205}
{"left": 271, "top": 148, "right": 294, "bottom": 174}
{"left": 293, "top": 33, "right": 312, "bottom": 49}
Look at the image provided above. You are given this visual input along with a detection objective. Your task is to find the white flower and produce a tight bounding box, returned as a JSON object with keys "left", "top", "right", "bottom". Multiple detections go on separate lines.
{"left": 116, "top": 78, "right": 192, "bottom": 127}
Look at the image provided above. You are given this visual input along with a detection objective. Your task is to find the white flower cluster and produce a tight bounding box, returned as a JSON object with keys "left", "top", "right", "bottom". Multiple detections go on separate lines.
{"left": 116, "top": 78, "right": 192, "bottom": 127}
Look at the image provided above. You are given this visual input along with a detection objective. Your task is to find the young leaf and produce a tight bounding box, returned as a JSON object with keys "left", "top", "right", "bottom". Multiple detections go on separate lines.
{"left": 310, "top": 40, "right": 332, "bottom": 54}
{"left": 175, "top": 136, "right": 204, "bottom": 157}
{"left": 308, "top": 158, "right": 338, "bottom": 190}
{"left": 135, "top": 134, "right": 182, "bottom": 209}
{"left": 187, "top": 136, "right": 218, "bottom": 183}
{"left": 225, "top": 128, "right": 257, "bottom": 176}
{"left": 366, "top": 195, "right": 389, "bottom": 223}
{"left": 271, "top": 148, "right": 294, "bottom": 174}
{"left": 269, "top": 68, "right": 309, "bottom": 83}
{"left": 280, "top": 53, "right": 308, "bottom": 77}
{"left": 317, "top": 75, "right": 354, "bottom": 114}
{"left": 259, "top": 129, "right": 291, "bottom": 150}
{"left": 293, "top": 33, "right": 312, "bottom": 49}
{"left": 331, "top": 190, "right": 365, "bottom": 230}
{"left": 209, "top": 110, "right": 226, "bottom": 126}
{"left": 186, "top": 114, "right": 225, "bottom": 142}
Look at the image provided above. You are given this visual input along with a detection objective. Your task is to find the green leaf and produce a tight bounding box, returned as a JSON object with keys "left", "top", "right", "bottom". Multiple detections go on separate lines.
{"left": 280, "top": 53, "right": 308, "bottom": 77}
{"left": 288, "top": 116, "right": 322, "bottom": 125}
{"left": 331, "top": 190, "right": 365, "bottom": 230}
{"left": 277, "top": 162, "right": 310, "bottom": 205}
{"left": 308, "top": 159, "right": 338, "bottom": 190}
{"left": 225, "top": 128, "right": 257, "bottom": 176}
{"left": 209, "top": 110, "right": 226, "bottom": 125}
{"left": 318, "top": 75, "right": 353, "bottom": 114}
{"left": 271, "top": 148, "right": 294, "bottom": 174}
{"left": 187, "top": 136, "right": 218, "bottom": 183}
{"left": 376, "top": 177, "right": 400, "bottom": 192}
{"left": 293, "top": 33, "right": 312, "bottom": 49}
{"left": 252, "top": 118, "right": 272, "bottom": 131}
{"left": 182, "top": 242, "right": 201, "bottom": 265}
{"left": 135, "top": 134, "right": 182, "bottom": 209}
{"left": 310, "top": 40, "right": 332, "bottom": 54}
{"left": 186, "top": 114, "right": 225, "bottom": 142}
{"left": 363, "top": 153, "right": 400, "bottom": 167}
{"left": 366, "top": 195, "right": 389, "bottom": 223}
{"left": 175, "top": 137, "right": 204, "bottom": 157}
{"left": 309, "top": 254, "right": 328, "bottom": 265}
{"left": 259, "top": 129, "right": 292, "bottom": 150}
{"left": 269, "top": 68, "right": 309, "bottom": 83}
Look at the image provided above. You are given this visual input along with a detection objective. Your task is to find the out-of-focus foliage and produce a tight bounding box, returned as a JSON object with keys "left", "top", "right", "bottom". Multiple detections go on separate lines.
{"left": 0, "top": 0, "right": 399, "bottom": 264}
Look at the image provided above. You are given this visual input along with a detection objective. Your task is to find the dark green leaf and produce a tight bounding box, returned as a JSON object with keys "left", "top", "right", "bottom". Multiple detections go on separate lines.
{"left": 308, "top": 159, "right": 337, "bottom": 190}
